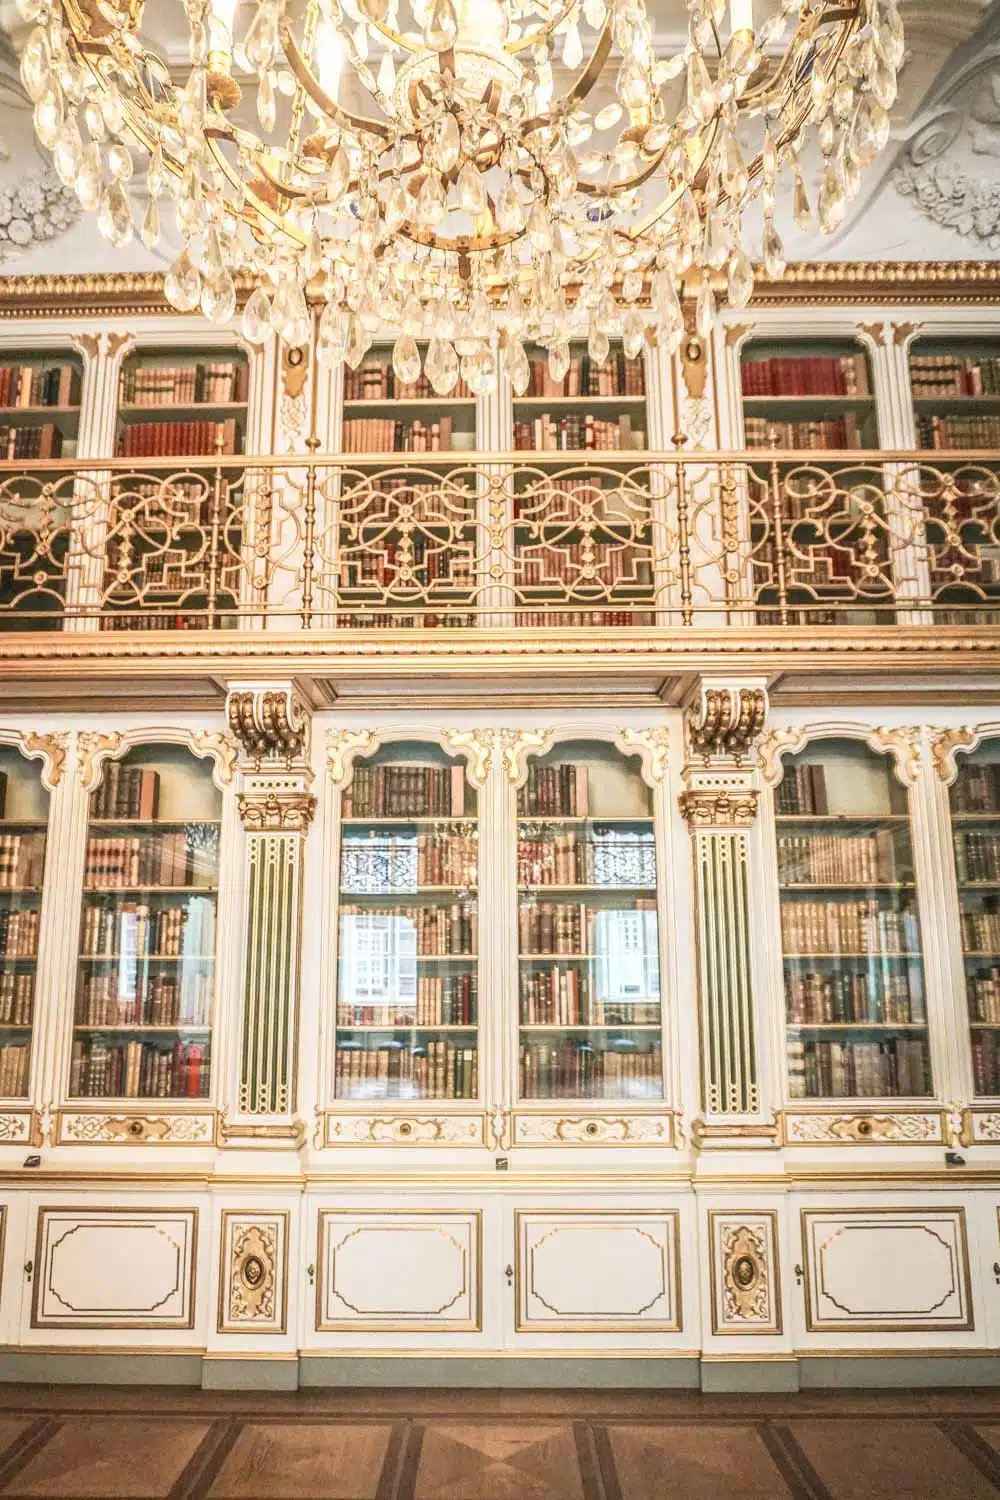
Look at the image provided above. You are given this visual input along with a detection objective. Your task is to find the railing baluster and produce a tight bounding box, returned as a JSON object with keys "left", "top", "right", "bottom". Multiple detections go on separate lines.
{"left": 206, "top": 433, "right": 225, "bottom": 628}
{"left": 675, "top": 449, "right": 694, "bottom": 627}
{"left": 767, "top": 436, "right": 790, "bottom": 627}
{"left": 302, "top": 437, "right": 319, "bottom": 631}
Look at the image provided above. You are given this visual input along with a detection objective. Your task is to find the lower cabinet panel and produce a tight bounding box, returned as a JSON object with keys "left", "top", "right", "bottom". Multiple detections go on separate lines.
{"left": 316, "top": 1209, "right": 481, "bottom": 1333}
{"left": 515, "top": 1210, "right": 681, "bottom": 1332}
{"left": 31, "top": 1206, "right": 198, "bottom": 1331}
{"left": 800, "top": 1206, "right": 974, "bottom": 1334}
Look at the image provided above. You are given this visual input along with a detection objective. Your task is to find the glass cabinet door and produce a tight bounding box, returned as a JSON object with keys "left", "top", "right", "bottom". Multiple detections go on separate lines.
{"left": 0, "top": 747, "right": 49, "bottom": 1097}
{"left": 948, "top": 740, "right": 1000, "bottom": 1095}
{"left": 517, "top": 740, "right": 663, "bottom": 1100}
{"left": 775, "top": 738, "right": 931, "bottom": 1100}
{"left": 72, "top": 745, "right": 220, "bottom": 1099}
{"left": 335, "top": 741, "right": 479, "bottom": 1100}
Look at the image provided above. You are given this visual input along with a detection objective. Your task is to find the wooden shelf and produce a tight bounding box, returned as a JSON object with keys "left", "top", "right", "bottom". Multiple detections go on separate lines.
{"left": 952, "top": 812, "right": 1000, "bottom": 821}
{"left": 342, "top": 817, "right": 476, "bottom": 826}
{"left": 518, "top": 883, "right": 655, "bottom": 894}
{"left": 784, "top": 951, "right": 922, "bottom": 959}
{"left": 513, "top": 395, "right": 646, "bottom": 409}
{"left": 520, "top": 1023, "right": 661, "bottom": 1032}
{"left": 0, "top": 405, "right": 79, "bottom": 416}
{"left": 787, "top": 1021, "right": 926, "bottom": 1031}
{"left": 0, "top": 955, "right": 36, "bottom": 962}
{"left": 0, "top": 888, "right": 41, "bottom": 896}
{"left": 743, "top": 394, "right": 873, "bottom": 408}
{"left": 342, "top": 398, "right": 477, "bottom": 410}
{"left": 119, "top": 402, "right": 247, "bottom": 417}
{"left": 913, "top": 395, "right": 1000, "bottom": 407}
{"left": 779, "top": 883, "right": 916, "bottom": 891}
{"left": 517, "top": 816, "right": 652, "bottom": 825}
{"left": 78, "top": 953, "right": 214, "bottom": 962}
{"left": 520, "top": 953, "right": 599, "bottom": 960}
{"left": 82, "top": 886, "right": 219, "bottom": 895}
{"left": 776, "top": 814, "right": 909, "bottom": 823}
{"left": 969, "top": 1021, "right": 1000, "bottom": 1029}
{"left": 73, "top": 1024, "right": 211, "bottom": 1034}
{"left": 88, "top": 819, "right": 222, "bottom": 829}
{"left": 335, "top": 1023, "right": 476, "bottom": 1032}
{"left": 340, "top": 884, "right": 476, "bottom": 896}
{"left": 0, "top": 821, "right": 48, "bottom": 829}
{"left": 0, "top": 1022, "right": 31, "bottom": 1029}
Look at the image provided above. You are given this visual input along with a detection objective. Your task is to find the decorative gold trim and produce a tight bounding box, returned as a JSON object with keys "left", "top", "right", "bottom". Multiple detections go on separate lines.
{"left": 724, "top": 322, "right": 754, "bottom": 349}
{"left": 227, "top": 687, "right": 310, "bottom": 766}
{"left": 931, "top": 726, "right": 979, "bottom": 784}
{"left": 679, "top": 787, "right": 758, "bottom": 828}
{"left": 219, "top": 1118, "right": 307, "bottom": 1146}
{"left": 20, "top": 732, "right": 69, "bottom": 790}
{"left": 616, "top": 725, "right": 670, "bottom": 785}
{"left": 688, "top": 687, "right": 767, "bottom": 763}
{"left": 693, "top": 1118, "right": 778, "bottom": 1146}
{"left": 857, "top": 321, "right": 887, "bottom": 346}
{"left": 781, "top": 1109, "right": 946, "bottom": 1146}
{"left": 512, "top": 1112, "right": 675, "bottom": 1146}
{"left": 500, "top": 727, "right": 553, "bottom": 783}
{"left": 679, "top": 334, "right": 708, "bottom": 400}
{"left": 893, "top": 320, "right": 922, "bottom": 347}
{"left": 440, "top": 728, "right": 496, "bottom": 787}
{"left": 326, "top": 728, "right": 378, "bottom": 784}
{"left": 709, "top": 1209, "right": 782, "bottom": 1337}
{"left": 75, "top": 333, "right": 101, "bottom": 359}
{"left": 237, "top": 790, "right": 316, "bottom": 831}
{"left": 75, "top": 731, "right": 123, "bottom": 789}
{"left": 217, "top": 1209, "right": 289, "bottom": 1336}
{"left": 872, "top": 725, "right": 923, "bottom": 785}
{"left": 758, "top": 727, "right": 808, "bottom": 785}
{"left": 56, "top": 1111, "right": 216, "bottom": 1146}
{"left": 324, "top": 1113, "right": 484, "bottom": 1146}
{"left": 800, "top": 1205, "right": 973, "bottom": 1334}
{"left": 192, "top": 731, "right": 239, "bottom": 786}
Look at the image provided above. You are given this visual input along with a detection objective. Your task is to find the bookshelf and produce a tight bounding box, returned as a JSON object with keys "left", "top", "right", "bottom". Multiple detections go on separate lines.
{"left": 337, "top": 343, "right": 479, "bottom": 631}
{"left": 947, "top": 739, "right": 1000, "bottom": 1095}
{"left": 335, "top": 741, "right": 479, "bottom": 1101}
{"left": 70, "top": 745, "right": 220, "bottom": 1100}
{"left": 104, "top": 346, "right": 249, "bottom": 632}
{"left": 0, "top": 747, "right": 49, "bottom": 1098}
{"left": 517, "top": 740, "right": 663, "bottom": 1101}
{"left": 0, "top": 351, "right": 83, "bottom": 632}
{"left": 740, "top": 337, "right": 884, "bottom": 627}
{"left": 511, "top": 341, "right": 654, "bottom": 629}
{"left": 775, "top": 738, "right": 931, "bottom": 1100}
{"left": 909, "top": 337, "right": 1000, "bottom": 626}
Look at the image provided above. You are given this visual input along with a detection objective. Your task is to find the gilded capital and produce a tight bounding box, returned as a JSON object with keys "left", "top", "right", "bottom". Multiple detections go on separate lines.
{"left": 237, "top": 790, "right": 316, "bottom": 832}
{"left": 679, "top": 787, "right": 759, "bottom": 828}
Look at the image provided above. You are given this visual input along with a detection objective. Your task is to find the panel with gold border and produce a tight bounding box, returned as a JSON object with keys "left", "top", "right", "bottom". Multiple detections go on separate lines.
{"left": 31, "top": 1205, "right": 198, "bottom": 1330}
{"left": 217, "top": 1210, "right": 289, "bottom": 1336}
{"left": 316, "top": 1209, "right": 482, "bottom": 1333}
{"left": 321, "top": 1112, "right": 485, "bottom": 1147}
{"left": 512, "top": 1111, "right": 676, "bottom": 1147}
{"left": 800, "top": 1206, "right": 973, "bottom": 1334}
{"left": 780, "top": 1108, "right": 946, "bottom": 1146}
{"left": 707, "top": 1210, "right": 782, "bottom": 1336}
{"left": 515, "top": 1209, "right": 681, "bottom": 1333}
{"left": 54, "top": 1110, "right": 217, "bottom": 1147}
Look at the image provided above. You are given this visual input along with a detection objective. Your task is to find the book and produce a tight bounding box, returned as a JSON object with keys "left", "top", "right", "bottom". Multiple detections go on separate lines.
{"left": 69, "top": 1037, "right": 211, "bottom": 1098}
{"left": 117, "top": 418, "right": 240, "bottom": 458}
{"left": 521, "top": 349, "right": 645, "bottom": 398}
{"left": 334, "top": 1037, "right": 478, "bottom": 1099}
{"left": 518, "top": 1036, "right": 662, "bottom": 1099}
{"left": 120, "top": 360, "right": 248, "bottom": 406}
{"left": 517, "top": 764, "right": 590, "bottom": 817}
{"left": 513, "top": 414, "right": 646, "bottom": 450}
{"left": 787, "top": 1036, "right": 930, "bottom": 1099}
{"left": 343, "top": 763, "right": 467, "bottom": 819}
{"left": 344, "top": 359, "right": 471, "bottom": 401}
{"left": 775, "top": 764, "right": 828, "bottom": 816}
{"left": 741, "top": 353, "right": 869, "bottom": 397}
{"left": 0, "top": 362, "right": 78, "bottom": 409}
{"left": 342, "top": 416, "right": 453, "bottom": 452}
{"left": 91, "top": 766, "right": 160, "bottom": 821}
{"left": 910, "top": 353, "right": 1000, "bottom": 399}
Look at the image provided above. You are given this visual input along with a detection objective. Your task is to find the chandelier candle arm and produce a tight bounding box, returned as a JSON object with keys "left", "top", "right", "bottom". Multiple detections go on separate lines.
{"left": 23, "top": 0, "right": 900, "bottom": 393}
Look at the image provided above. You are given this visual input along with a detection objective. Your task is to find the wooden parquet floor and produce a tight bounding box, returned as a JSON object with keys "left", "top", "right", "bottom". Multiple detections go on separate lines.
{"left": 0, "top": 1387, "right": 994, "bottom": 1499}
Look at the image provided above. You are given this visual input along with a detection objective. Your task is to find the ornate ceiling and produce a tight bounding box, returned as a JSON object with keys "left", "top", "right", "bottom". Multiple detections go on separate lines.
{"left": 0, "top": 0, "right": 995, "bottom": 277}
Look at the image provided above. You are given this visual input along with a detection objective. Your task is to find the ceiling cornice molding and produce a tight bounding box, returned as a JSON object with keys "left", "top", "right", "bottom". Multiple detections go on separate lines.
{"left": 0, "top": 261, "right": 999, "bottom": 320}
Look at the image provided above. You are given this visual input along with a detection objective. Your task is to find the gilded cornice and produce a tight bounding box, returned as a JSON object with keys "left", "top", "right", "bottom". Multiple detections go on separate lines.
{"left": 2, "top": 262, "right": 1000, "bottom": 320}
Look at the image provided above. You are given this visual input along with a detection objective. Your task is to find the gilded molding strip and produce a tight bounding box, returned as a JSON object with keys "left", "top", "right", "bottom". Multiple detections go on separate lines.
{"left": 239, "top": 832, "right": 303, "bottom": 1116}
{"left": 694, "top": 829, "right": 759, "bottom": 1115}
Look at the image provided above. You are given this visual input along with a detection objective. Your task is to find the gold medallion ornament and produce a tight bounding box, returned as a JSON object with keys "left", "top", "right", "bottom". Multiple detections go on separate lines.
{"left": 25, "top": 0, "right": 900, "bottom": 392}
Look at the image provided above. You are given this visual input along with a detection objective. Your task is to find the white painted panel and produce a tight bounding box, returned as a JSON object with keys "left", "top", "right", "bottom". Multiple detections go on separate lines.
{"left": 318, "top": 1210, "right": 480, "bottom": 1331}
{"left": 32, "top": 1207, "right": 197, "bottom": 1329}
{"left": 802, "top": 1208, "right": 972, "bottom": 1333}
{"left": 516, "top": 1211, "right": 680, "bottom": 1331}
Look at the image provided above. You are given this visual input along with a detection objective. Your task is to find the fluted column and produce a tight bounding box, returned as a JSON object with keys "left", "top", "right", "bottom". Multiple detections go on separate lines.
{"left": 224, "top": 683, "right": 315, "bottom": 1144}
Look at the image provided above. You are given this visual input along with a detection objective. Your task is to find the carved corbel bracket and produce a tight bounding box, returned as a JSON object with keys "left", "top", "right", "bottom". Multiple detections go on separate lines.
{"left": 687, "top": 684, "right": 768, "bottom": 764}
{"left": 227, "top": 684, "right": 311, "bottom": 768}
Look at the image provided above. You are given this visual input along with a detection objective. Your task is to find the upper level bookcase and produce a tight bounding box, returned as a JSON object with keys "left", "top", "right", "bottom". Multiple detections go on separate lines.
{"left": 0, "top": 747, "right": 49, "bottom": 1099}
{"left": 71, "top": 744, "right": 220, "bottom": 1102}
{"left": 909, "top": 338, "right": 1000, "bottom": 452}
{"left": 517, "top": 739, "right": 662, "bottom": 1102}
{"left": 740, "top": 337, "right": 878, "bottom": 451}
{"left": 0, "top": 351, "right": 82, "bottom": 462}
{"left": 948, "top": 737, "right": 1000, "bottom": 1097}
{"left": 116, "top": 346, "right": 248, "bottom": 460}
{"left": 335, "top": 739, "right": 480, "bottom": 1103}
{"left": 513, "top": 340, "right": 647, "bottom": 453}
{"left": 774, "top": 738, "right": 930, "bottom": 1101}
{"left": 341, "top": 343, "right": 476, "bottom": 455}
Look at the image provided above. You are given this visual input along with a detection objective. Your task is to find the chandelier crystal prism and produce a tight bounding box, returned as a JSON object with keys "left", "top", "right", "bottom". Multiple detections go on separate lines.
{"left": 22, "top": 0, "right": 902, "bottom": 393}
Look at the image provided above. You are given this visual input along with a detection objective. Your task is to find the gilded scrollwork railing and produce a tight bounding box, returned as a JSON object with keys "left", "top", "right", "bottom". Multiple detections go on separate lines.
{"left": 0, "top": 449, "right": 998, "bottom": 631}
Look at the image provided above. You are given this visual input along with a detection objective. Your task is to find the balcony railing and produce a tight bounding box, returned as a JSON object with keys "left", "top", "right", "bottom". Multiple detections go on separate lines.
{"left": 0, "top": 449, "right": 998, "bottom": 632}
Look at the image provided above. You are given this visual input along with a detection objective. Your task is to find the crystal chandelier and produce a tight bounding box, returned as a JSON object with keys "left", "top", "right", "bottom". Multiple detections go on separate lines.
{"left": 22, "top": 0, "right": 902, "bottom": 395}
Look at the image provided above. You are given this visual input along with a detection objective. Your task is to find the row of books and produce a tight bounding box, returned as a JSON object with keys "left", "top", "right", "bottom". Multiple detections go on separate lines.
{"left": 0, "top": 1044, "right": 28, "bottom": 1097}
{"left": 744, "top": 414, "right": 865, "bottom": 449}
{"left": 0, "top": 833, "right": 45, "bottom": 889}
{"left": 335, "top": 1040, "right": 478, "bottom": 1099}
{"left": 785, "top": 969, "right": 921, "bottom": 1026}
{"left": 0, "top": 362, "right": 77, "bottom": 409}
{"left": 343, "top": 362, "right": 471, "bottom": 401}
{"left": 75, "top": 970, "right": 212, "bottom": 1027}
{"left": 963, "top": 909, "right": 1000, "bottom": 953}
{"left": 339, "top": 903, "right": 477, "bottom": 954}
{"left": 518, "top": 545, "right": 653, "bottom": 590}
{"left": 780, "top": 899, "right": 920, "bottom": 955}
{"left": 337, "top": 973, "right": 476, "bottom": 1028}
{"left": 909, "top": 354, "right": 1000, "bottom": 399}
{"left": 343, "top": 764, "right": 468, "bottom": 820}
{"left": 69, "top": 1038, "right": 210, "bottom": 1098}
{"left": 742, "top": 354, "right": 870, "bottom": 398}
{"left": 341, "top": 477, "right": 475, "bottom": 521}
{"left": 776, "top": 832, "right": 900, "bottom": 886}
{"left": 518, "top": 899, "right": 658, "bottom": 954}
{"left": 954, "top": 831, "right": 1000, "bottom": 884}
{"left": 787, "top": 1037, "right": 931, "bottom": 1098}
{"left": 951, "top": 765, "right": 1000, "bottom": 814}
{"left": 972, "top": 1031, "right": 1000, "bottom": 1096}
{"left": 513, "top": 415, "right": 646, "bottom": 450}
{"left": 80, "top": 898, "right": 214, "bottom": 958}
{"left": 517, "top": 765, "right": 591, "bottom": 818}
{"left": 342, "top": 834, "right": 478, "bottom": 890}
{"left": 519, "top": 1038, "right": 662, "bottom": 1099}
{"left": 516, "top": 609, "right": 651, "bottom": 627}
{"left": 338, "top": 546, "right": 475, "bottom": 591}
{"left": 342, "top": 417, "right": 454, "bottom": 453}
{"left": 519, "top": 965, "right": 660, "bottom": 1027}
{"left": 0, "top": 909, "right": 39, "bottom": 957}
{"left": 966, "top": 966, "right": 1000, "bottom": 1024}
{"left": 775, "top": 763, "right": 829, "bottom": 816}
{"left": 117, "top": 419, "right": 241, "bottom": 457}
{"left": 517, "top": 834, "right": 656, "bottom": 889}
{"left": 0, "top": 972, "right": 33, "bottom": 1026}
{"left": 918, "top": 414, "right": 1000, "bottom": 450}
{"left": 120, "top": 361, "right": 248, "bottom": 407}
{"left": 522, "top": 351, "right": 645, "bottom": 398}
{"left": 514, "top": 477, "right": 648, "bottom": 517}
{"left": 92, "top": 765, "right": 160, "bottom": 820}
{"left": 83, "top": 834, "right": 215, "bottom": 890}
{"left": 0, "top": 423, "right": 62, "bottom": 459}
{"left": 110, "top": 478, "right": 229, "bottom": 529}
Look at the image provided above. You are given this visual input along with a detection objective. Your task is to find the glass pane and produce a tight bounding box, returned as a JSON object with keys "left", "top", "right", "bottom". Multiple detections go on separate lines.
{"left": 949, "top": 741, "right": 1000, "bottom": 1095}
{"left": 518, "top": 739, "right": 663, "bottom": 1101}
{"left": 0, "top": 746, "right": 49, "bottom": 1097}
{"left": 335, "top": 742, "right": 478, "bottom": 1100}
{"left": 777, "top": 738, "right": 931, "bottom": 1100}
{"left": 71, "top": 745, "right": 220, "bottom": 1099}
